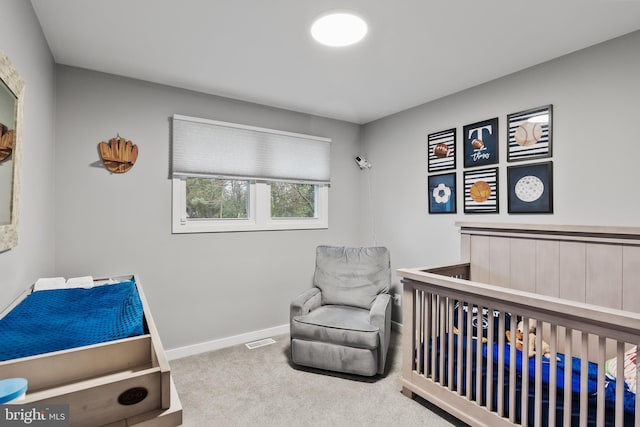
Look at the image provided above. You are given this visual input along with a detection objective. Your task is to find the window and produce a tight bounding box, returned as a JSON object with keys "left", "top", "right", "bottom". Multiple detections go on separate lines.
{"left": 271, "top": 182, "right": 316, "bottom": 219}
{"left": 171, "top": 115, "right": 330, "bottom": 233}
{"left": 186, "top": 178, "right": 248, "bottom": 219}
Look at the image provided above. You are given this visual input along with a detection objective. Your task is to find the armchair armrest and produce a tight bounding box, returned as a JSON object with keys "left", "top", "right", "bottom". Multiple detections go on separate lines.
{"left": 369, "top": 293, "right": 391, "bottom": 330}
{"left": 290, "top": 287, "right": 322, "bottom": 322}
{"left": 369, "top": 293, "right": 392, "bottom": 373}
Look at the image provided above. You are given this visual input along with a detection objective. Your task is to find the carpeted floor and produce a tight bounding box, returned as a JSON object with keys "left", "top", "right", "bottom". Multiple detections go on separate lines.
{"left": 170, "top": 331, "right": 468, "bottom": 426}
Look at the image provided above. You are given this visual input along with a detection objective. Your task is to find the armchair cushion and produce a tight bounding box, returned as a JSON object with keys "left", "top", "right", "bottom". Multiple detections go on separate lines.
{"left": 313, "top": 246, "right": 390, "bottom": 310}
{"left": 292, "top": 305, "right": 379, "bottom": 349}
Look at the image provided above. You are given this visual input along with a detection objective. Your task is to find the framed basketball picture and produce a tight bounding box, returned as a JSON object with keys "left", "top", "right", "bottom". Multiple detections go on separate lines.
{"left": 507, "top": 105, "right": 552, "bottom": 162}
{"left": 507, "top": 161, "right": 553, "bottom": 213}
{"left": 463, "top": 117, "right": 499, "bottom": 168}
{"left": 464, "top": 167, "right": 499, "bottom": 214}
{"left": 428, "top": 173, "right": 456, "bottom": 214}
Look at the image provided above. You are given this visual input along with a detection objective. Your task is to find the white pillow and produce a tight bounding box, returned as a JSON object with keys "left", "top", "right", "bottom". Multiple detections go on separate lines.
{"left": 33, "top": 276, "right": 96, "bottom": 291}
{"left": 65, "top": 276, "right": 94, "bottom": 289}
{"left": 33, "top": 277, "right": 66, "bottom": 291}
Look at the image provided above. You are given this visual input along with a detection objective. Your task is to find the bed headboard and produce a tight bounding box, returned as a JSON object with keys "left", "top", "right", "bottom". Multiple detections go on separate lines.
{"left": 456, "top": 222, "right": 640, "bottom": 313}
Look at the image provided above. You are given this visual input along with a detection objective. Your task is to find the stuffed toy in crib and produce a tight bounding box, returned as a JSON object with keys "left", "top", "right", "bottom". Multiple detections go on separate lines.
{"left": 506, "top": 319, "right": 554, "bottom": 359}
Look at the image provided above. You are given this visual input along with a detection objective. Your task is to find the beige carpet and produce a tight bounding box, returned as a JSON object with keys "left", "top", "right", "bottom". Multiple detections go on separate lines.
{"left": 170, "top": 331, "right": 467, "bottom": 426}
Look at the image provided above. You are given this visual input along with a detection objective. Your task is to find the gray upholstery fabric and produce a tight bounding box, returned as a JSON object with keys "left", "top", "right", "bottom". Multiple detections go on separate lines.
{"left": 289, "top": 287, "right": 321, "bottom": 323}
{"left": 290, "top": 245, "right": 392, "bottom": 376}
{"left": 291, "top": 339, "right": 378, "bottom": 377}
{"left": 313, "top": 246, "right": 390, "bottom": 310}
{"left": 369, "top": 293, "right": 392, "bottom": 372}
{"left": 292, "top": 305, "right": 379, "bottom": 349}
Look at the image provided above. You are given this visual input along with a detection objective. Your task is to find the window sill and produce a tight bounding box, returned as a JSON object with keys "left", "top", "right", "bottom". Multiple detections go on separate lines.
{"left": 172, "top": 218, "right": 328, "bottom": 234}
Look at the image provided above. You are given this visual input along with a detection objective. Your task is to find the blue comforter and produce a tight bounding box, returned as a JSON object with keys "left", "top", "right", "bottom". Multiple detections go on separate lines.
{"left": 0, "top": 281, "right": 144, "bottom": 361}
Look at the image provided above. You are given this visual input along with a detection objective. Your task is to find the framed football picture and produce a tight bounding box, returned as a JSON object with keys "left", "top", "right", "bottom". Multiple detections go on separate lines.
{"left": 463, "top": 117, "right": 498, "bottom": 168}
{"left": 427, "top": 128, "right": 456, "bottom": 172}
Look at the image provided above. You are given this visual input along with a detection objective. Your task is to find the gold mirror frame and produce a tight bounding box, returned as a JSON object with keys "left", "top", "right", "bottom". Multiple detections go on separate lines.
{"left": 0, "top": 52, "right": 25, "bottom": 252}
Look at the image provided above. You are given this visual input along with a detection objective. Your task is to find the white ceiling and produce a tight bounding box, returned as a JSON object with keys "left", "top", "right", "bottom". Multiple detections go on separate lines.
{"left": 31, "top": 0, "right": 640, "bottom": 124}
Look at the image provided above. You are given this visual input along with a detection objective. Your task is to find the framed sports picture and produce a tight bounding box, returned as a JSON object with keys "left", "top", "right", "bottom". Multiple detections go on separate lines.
{"left": 463, "top": 117, "right": 498, "bottom": 168}
{"left": 507, "top": 105, "right": 553, "bottom": 162}
{"left": 428, "top": 173, "right": 456, "bottom": 214}
{"left": 427, "top": 128, "right": 456, "bottom": 172}
{"left": 507, "top": 161, "right": 553, "bottom": 213}
{"left": 464, "top": 167, "right": 499, "bottom": 214}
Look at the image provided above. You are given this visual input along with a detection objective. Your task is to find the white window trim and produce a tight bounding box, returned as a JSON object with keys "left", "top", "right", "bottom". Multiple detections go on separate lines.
{"left": 172, "top": 179, "right": 328, "bottom": 233}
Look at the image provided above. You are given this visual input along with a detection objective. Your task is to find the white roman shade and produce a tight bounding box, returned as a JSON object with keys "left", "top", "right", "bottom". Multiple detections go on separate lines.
{"left": 172, "top": 114, "right": 331, "bottom": 183}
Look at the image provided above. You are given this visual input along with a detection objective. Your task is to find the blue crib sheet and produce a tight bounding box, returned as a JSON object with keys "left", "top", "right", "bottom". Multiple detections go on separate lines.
{"left": 0, "top": 280, "right": 144, "bottom": 362}
{"left": 424, "top": 335, "right": 636, "bottom": 426}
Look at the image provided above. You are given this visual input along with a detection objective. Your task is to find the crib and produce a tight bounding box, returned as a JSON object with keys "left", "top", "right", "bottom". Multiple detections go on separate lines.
{"left": 398, "top": 222, "right": 640, "bottom": 427}
{"left": 0, "top": 274, "right": 182, "bottom": 427}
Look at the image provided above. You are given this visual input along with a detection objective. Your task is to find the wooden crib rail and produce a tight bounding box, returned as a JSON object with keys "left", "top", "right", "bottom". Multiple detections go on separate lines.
{"left": 408, "top": 263, "right": 471, "bottom": 280}
{"left": 398, "top": 266, "right": 640, "bottom": 341}
{"left": 399, "top": 267, "right": 640, "bottom": 427}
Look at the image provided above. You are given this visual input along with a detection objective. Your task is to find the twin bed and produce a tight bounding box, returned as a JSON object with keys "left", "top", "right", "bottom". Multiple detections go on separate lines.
{"left": 398, "top": 222, "right": 640, "bottom": 426}
{"left": 0, "top": 274, "right": 182, "bottom": 426}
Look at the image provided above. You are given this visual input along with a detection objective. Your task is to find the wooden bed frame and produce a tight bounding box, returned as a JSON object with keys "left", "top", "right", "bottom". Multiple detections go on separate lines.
{"left": 0, "top": 274, "right": 182, "bottom": 427}
{"left": 398, "top": 222, "right": 640, "bottom": 427}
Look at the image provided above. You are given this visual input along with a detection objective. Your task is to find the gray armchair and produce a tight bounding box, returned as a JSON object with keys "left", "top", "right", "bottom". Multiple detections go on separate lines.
{"left": 290, "top": 246, "right": 392, "bottom": 376}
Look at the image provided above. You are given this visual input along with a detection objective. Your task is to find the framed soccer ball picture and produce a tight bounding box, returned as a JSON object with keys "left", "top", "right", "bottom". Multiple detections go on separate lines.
{"left": 428, "top": 173, "right": 456, "bottom": 214}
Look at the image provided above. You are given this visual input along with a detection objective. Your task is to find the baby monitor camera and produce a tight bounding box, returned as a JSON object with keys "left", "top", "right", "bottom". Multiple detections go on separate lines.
{"left": 355, "top": 155, "right": 371, "bottom": 169}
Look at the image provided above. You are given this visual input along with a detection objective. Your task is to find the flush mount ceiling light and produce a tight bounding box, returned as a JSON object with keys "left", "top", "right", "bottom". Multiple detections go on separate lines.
{"left": 311, "top": 12, "right": 368, "bottom": 47}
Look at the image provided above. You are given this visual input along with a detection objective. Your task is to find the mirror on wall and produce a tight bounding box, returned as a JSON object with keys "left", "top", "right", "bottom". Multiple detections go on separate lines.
{"left": 0, "top": 52, "right": 25, "bottom": 252}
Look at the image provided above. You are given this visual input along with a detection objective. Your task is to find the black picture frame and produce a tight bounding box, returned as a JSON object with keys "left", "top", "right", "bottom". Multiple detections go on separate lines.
{"left": 507, "top": 161, "right": 553, "bottom": 214}
{"left": 428, "top": 173, "right": 456, "bottom": 214}
{"left": 464, "top": 167, "right": 499, "bottom": 214}
{"left": 463, "top": 117, "right": 499, "bottom": 168}
{"left": 507, "top": 105, "right": 553, "bottom": 162}
{"left": 427, "top": 128, "right": 456, "bottom": 172}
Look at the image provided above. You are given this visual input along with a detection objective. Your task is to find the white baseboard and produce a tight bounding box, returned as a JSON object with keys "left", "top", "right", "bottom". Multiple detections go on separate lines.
{"left": 166, "top": 324, "right": 289, "bottom": 360}
{"left": 166, "top": 320, "right": 403, "bottom": 360}
{"left": 391, "top": 320, "right": 402, "bottom": 333}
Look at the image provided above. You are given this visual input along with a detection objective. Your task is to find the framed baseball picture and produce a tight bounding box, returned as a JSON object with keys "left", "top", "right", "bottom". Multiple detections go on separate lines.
{"left": 464, "top": 167, "right": 499, "bottom": 214}
{"left": 427, "top": 128, "right": 456, "bottom": 172}
{"left": 507, "top": 105, "right": 553, "bottom": 162}
{"left": 507, "top": 161, "right": 553, "bottom": 213}
{"left": 428, "top": 173, "right": 456, "bottom": 214}
{"left": 463, "top": 117, "right": 499, "bottom": 168}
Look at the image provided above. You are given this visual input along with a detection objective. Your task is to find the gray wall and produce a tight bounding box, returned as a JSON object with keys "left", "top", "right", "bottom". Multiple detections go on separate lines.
{"left": 361, "top": 30, "right": 640, "bottom": 323}
{"left": 0, "top": 1, "right": 56, "bottom": 307}
{"left": 53, "top": 67, "right": 363, "bottom": 350}
{"left": 5, "top": 2, "right": 639, "bottom": 351}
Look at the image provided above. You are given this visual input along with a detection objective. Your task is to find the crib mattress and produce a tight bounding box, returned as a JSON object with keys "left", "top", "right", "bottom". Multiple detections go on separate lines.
{"left": 0, "top": 280, "right": 144, "bottom": 362}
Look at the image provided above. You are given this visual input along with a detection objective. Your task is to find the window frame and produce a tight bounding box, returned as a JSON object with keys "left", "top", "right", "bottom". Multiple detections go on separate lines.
{"left": 172, "top": 178, "right": 328, "bottom": 233}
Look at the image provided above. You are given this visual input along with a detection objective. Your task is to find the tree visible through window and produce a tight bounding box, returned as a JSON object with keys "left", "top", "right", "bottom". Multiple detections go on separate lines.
{"left": 186, "top": 178, "right": 248, "bottom": 219}
{"left": 270, "top": 182, "right": 316, "bottom": 218}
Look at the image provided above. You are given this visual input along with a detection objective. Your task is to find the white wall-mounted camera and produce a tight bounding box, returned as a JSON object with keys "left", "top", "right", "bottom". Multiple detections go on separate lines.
{"left": 355, "top": 155, "right": 371, "bottom": 169}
